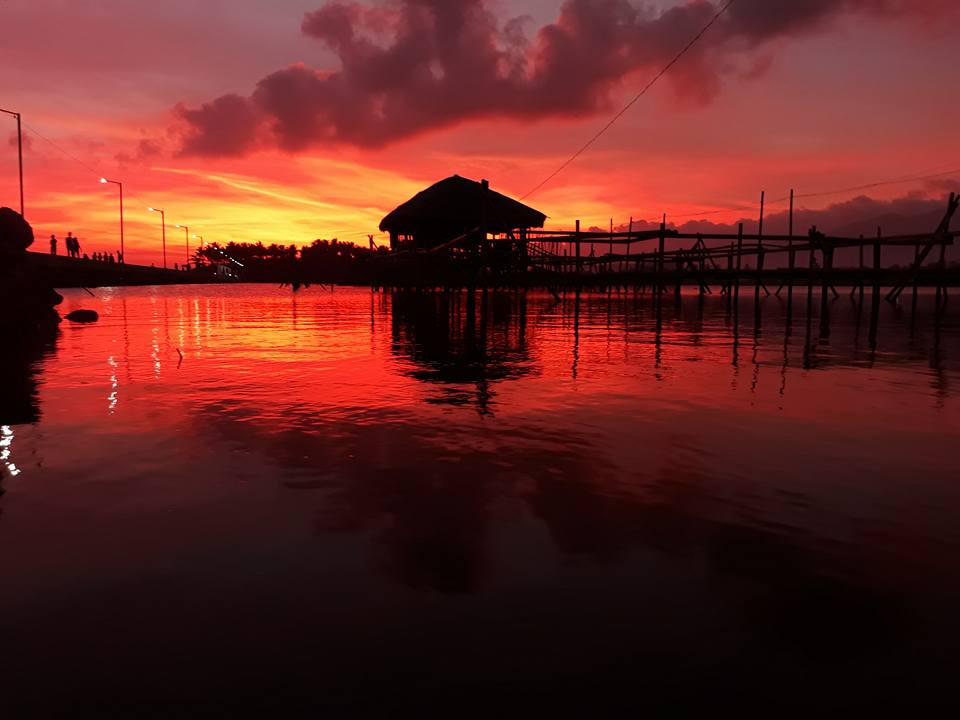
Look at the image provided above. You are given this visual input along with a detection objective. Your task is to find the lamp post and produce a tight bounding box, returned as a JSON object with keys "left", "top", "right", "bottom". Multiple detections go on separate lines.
{"left": 0, "top": 107, "right": 24, "bottom": 217}
{"left": 100, "top": 178, "right": 124, "bottom": 263}
{"left": 174, "top": 224, "right": 190, "bottom": 268}
{"left": 148, "top": 207, "right": 167, "bottom": 269}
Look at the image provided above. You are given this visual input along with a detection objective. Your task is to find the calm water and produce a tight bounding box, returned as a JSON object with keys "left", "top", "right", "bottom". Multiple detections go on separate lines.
{"left": 1, "top": 285, "right": 959, "bottom": 713}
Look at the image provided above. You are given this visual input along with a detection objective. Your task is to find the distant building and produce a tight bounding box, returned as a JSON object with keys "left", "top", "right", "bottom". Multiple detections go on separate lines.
{"left": 380, "top": 175, "right": 547, "bottom": 252}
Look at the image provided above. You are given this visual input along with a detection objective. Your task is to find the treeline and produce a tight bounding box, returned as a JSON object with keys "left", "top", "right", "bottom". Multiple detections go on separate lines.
{"left": 193, "top": 238, "right": 390, "bottom": 283}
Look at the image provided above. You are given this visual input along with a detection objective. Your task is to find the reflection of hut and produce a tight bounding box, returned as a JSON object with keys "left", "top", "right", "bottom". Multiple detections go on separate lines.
{"left": 391, "top": 289, "right": 531, "bottom": 415}
{"left": 380, "top": 175, "right": 546, "bottom": 252}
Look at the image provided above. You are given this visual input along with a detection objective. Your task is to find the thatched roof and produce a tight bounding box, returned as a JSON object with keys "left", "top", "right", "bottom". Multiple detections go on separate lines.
{"left": 379, "top": 175, "right": 546, "bottom": 235}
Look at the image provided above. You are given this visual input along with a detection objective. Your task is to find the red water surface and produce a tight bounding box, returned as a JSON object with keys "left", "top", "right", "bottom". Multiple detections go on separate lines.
{"left": 1, "top": 285, "right": 958, "bottom": 713}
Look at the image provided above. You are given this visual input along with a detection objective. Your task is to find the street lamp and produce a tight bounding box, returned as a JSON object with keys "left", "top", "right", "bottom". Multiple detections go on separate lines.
{"left": 100, "top": 178, "right": 124, "bottom": 263}
{"left": 148, "top": 207, "right": 167, "bottom": 269}
{"left": 174, "top": 224, "right": 190, "bottom": 268}
{"left": 0, "top": 107, "right": 24, "bottom": 217}
{"left": 193, "top": 235, "right": 204, "bottom": 266}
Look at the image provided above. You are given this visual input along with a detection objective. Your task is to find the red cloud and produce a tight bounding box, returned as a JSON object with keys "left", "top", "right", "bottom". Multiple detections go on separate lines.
{"left": 175, "top": 0, "right": 957, "bottom": 156}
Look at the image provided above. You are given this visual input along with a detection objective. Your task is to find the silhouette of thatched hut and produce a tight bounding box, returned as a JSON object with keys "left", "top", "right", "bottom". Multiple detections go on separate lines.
{"left": 380, "top": 175, "right": 546, "bottom": 251}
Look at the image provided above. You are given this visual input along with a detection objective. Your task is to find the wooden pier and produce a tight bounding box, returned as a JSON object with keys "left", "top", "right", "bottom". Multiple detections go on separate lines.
{"left": 374, "top": 193, "right": 960, "bottom": 309}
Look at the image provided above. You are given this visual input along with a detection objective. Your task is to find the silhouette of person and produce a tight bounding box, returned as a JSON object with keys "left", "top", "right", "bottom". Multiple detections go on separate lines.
{"left": 83, "top": 253, "right": 89, "bottom": 260}
{"left": 49, "top": 234, "right": 57, "bottom": 256}
{"left": 109, "top": 252, "right": 115, "bottom": 264}
{"left": 72, "top": 234, "right": 81, "bottom": 258}
{"left": 117, "top": 250, "right": 123, "bottom": 264}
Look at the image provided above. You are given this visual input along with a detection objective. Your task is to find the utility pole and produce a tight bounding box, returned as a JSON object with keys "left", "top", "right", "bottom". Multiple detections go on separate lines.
{"left": 1, "top": 108, "right": 24, "bottom": 217}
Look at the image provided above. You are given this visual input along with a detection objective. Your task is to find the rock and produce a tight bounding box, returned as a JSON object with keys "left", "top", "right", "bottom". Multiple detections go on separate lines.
{"left": 0, "top": 208, "right": 62, "bottom": 333}
{"left": 65, "top": 309, "right": 99, "bottom": 323}
{"left": 0, "top": 206, "right": 34, "bottom": 256}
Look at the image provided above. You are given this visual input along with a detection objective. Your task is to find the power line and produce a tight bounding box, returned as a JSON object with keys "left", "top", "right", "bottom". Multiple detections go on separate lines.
{"left": 22, "top": 122, "right": 104, "bottom": 177}
{"left": 521, "top": 0, "right": 736, "bottom": 200}
{"left": 771, "top": 167, "right": 960, "bottom": 203}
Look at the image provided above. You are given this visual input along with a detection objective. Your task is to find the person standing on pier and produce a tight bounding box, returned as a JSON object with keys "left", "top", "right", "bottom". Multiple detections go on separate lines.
{"left": 49, "top": 234, "right": 58, "bottom": 256}
{"left": 117, "top": 249, "right": 123, "bottom": 264}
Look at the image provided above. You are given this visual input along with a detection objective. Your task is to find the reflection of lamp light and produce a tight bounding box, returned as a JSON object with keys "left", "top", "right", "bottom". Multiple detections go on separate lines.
{"left": 100, "top": 178, "right": 125, "bottom": 262}
{"left": 148, "top": 207, "right": 167, "bottom": 269}
{"left": 1, "top": 425, "right": 20, "bottom": 477}
{"left": 107, "top": 355, "right": 119, "bottom": 414}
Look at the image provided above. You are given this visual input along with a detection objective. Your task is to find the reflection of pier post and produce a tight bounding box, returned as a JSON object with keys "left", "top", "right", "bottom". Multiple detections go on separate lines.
{"left": 655, "top": 285, "right": 664, "bottom": 370}
{"left": 572, "top": 289, "right": 581, "bottom": 379}
{"left": 819, "top": 238, "right": 833, "bottom": 342}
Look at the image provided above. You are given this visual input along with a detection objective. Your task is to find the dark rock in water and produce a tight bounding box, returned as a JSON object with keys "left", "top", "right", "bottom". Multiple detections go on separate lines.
{"left": 0, "top": 207, "right": 62, "bottom": 333}
{"left": 66, "top": 309, "right": 99, "bottom": 323}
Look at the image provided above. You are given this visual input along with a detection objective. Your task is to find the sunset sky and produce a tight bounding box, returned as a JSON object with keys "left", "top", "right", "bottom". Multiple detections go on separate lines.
{"left": 1, "top": 0, "right": 958, "bottom": 265}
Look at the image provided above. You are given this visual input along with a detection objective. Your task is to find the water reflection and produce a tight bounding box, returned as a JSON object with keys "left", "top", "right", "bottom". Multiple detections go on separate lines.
{"left": 390, "top": 289, "right": 533, "bottom": 414}
{"left": 0, "top": 328, "right": 57, "bottom": 486}
{"left": 1, "top": 286, "right": 958, "bottom": 712}
{"left": 0, "top": 328, "right": 57, "bottom": 428}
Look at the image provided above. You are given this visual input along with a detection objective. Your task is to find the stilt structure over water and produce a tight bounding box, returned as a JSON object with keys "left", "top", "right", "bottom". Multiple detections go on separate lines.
{"left": 374, "top": 181, "right": 959, "bottom": 307}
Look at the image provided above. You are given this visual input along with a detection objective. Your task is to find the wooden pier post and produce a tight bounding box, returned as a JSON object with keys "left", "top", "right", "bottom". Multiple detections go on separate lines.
{"left": 911, "top": 241, "right": 920, "bottom": 322}
{"left": 725, "top": 243, "right": 733, "bottom": 297}
{"left": 658, "top": 215, "right": 666, "bottom": 296}
{"left": 937, "top": 238, "right": 947, "bottom": 308}
{"left": 804, "top": 229, "right": 818, "bottom": 358}
{"left": 758, "top": 191, "right": 765, "bottom": 242}
{"left": 851, "top": 235, "right": 865, "bottom": 302}
{"left": 575, "top": 220, "right": 582, "bottom": 280}
{"left": 755, "top": 241, "right": 765, "bottom": 307}
{"left": 675, "top": 249, "right": 683, "bottom": 303}
{"left": 869, "top": 228, "right": 882, "bottom": 349}
{"left": 698, "top": 233, "right": 706, "bottom": 296}
{"left": 788, "top": 188, "right": 795, "bottom": 273}
{"left": 819, "top": 235, "right": 834, "bottom": 340}
{"left": 734, "top": 224, "right": 744, "bottom": 309}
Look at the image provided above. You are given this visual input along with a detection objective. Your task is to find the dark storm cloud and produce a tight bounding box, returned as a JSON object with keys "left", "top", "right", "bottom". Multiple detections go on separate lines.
{"left": 175, "top": 0, "right": 956, "bottom": 155}
{"left": 176, "top": 93, "right": 262, "bottom": 156}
